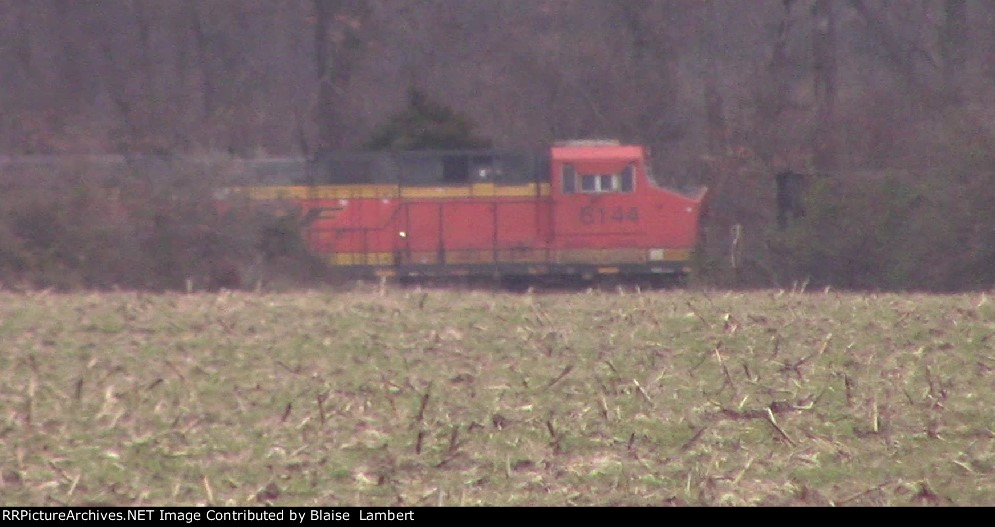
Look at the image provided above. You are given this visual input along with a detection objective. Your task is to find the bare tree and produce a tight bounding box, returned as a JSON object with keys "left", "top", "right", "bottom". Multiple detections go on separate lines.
{"left": 812, "top": 0, "right": 838, "bottom": 170}
{"left": 313, "top": 0, "right": 370, "bottom": 149}
{"left": 702, "top": 0, "right": 727, "bottom": 154}
{"left": 941, "top": 0, "right": 968, "bottom": 101}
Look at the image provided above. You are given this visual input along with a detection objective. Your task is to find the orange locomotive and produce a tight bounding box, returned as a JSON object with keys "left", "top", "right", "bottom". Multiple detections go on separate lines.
{"left": 234, "top": 140, "right": 707, "bottom": 286}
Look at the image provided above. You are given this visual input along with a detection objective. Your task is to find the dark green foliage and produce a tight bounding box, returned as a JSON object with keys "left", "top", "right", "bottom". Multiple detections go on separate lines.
{"left": 0, "top": 182, "right": 134, "bottom": 289}
{"left": 0, "top": 163, "right": 324, "bottom": 291}
{"left": 767, "top": 171, "right": 993, "bottom": 291}
{"left": 259, "top": 213, "right": 306, "bottom": 260}
{"left": 366, "top": 89, "right": 491, "bottom": 150}
{"left": 0, "top": 157, "right": 991, "bottom": 292}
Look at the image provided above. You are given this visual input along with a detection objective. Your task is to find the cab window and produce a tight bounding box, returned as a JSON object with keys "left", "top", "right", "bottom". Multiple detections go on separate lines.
{"left": 562, "top": 165, "right": 577, "bottom": 193}
{"left": 567, "top": 164, "right": 636, "bottom": 194}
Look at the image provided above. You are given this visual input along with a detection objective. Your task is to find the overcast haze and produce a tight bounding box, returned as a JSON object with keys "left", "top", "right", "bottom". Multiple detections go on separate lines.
{"left": 1, "top": 1, "right": 993, "bottom": 290}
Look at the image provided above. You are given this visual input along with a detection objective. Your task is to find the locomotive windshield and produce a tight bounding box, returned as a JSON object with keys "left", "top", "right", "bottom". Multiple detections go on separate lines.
{"left": 562, "top": 164, "right": 635, "bottom": 194}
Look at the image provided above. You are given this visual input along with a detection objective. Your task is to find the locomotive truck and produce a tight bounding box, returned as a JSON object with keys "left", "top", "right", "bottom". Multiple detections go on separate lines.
{"left": 231, "top": 140, "right": 707, "bottom": 287}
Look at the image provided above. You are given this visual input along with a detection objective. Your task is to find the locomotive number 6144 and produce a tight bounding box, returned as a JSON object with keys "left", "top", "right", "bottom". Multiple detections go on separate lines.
{"left": 232, "top": 139, "right": 707, "bottom": 286}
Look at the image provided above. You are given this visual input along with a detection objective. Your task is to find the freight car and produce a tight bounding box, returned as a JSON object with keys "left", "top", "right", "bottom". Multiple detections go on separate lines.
{"left": 231, "top": 140, "right": 707, "bottom": 287}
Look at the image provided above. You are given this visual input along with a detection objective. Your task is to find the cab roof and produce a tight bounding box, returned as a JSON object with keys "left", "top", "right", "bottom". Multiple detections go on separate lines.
{"left": 551, "top": 144, "right": 645, "bottom": 161}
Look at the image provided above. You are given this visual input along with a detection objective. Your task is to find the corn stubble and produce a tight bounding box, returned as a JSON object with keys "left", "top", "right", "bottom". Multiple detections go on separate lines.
{"left": 0, "top": 288, "right": 992, "bottom": 506}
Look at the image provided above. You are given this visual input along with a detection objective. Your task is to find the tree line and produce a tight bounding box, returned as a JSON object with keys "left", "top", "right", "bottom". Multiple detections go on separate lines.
{"left": 1, "top": 0, "right": 993, "bottom": 290}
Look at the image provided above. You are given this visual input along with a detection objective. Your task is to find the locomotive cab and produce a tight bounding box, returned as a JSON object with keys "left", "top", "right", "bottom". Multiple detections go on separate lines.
{"left": 549, "top": 140, "right": 707, "bottom": 277}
